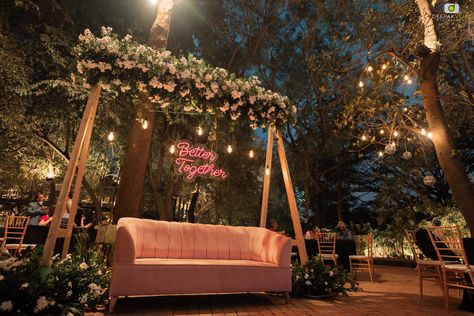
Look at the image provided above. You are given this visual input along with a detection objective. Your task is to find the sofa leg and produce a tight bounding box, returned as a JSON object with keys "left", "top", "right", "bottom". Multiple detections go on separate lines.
{"left": 109, "top": 296, "right": 117, "bottom": 314}
{"left": 283, "top": 291, "right": 290, "bottom": 304}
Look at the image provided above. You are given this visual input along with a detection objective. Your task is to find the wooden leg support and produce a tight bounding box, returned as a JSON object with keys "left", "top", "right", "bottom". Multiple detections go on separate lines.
{"left": 284, "top": 291, "right": 290, "bottom": 304}
{"left": 109, "top": 296, "right": 117, "bottom": 314}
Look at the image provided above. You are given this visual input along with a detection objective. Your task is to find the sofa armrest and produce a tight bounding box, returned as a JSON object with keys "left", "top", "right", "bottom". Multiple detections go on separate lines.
{"left": 266, "top": 233, "right": 292, "bottom": 268}
{"left": 115, "top": 225, "right": 136, "bottom": 264}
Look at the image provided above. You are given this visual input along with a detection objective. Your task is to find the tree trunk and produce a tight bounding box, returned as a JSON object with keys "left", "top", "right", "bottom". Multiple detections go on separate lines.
{"left": 113, "top": 0, "right": 175, "bottom": 223}
{"left": 419, "top": 51, "right": 474, "bottom": 231}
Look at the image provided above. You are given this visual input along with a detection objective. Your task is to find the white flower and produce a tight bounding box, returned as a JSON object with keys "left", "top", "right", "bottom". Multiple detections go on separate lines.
{"left": 68, "top": 281, "right": 73, "bottom": 288}
{"left": 324, "top": 281, "right": 328, "bottom": 286}
{"left": 305, "top": 280, "right": 312, "bottom": 286}
{"left": 79, "top": 294, "right": 88, "bottom": 304}
{"left": 33, "top": 296, "right": 54, "bottom": 313}
{"left": 179, "top": 89, "right": 190, "bottom": 97}
{"left": 0, "top": 301, "right": 13, "bottom": 312}
{"left": 304, "top": 273, "right": 309, "bottom": 279}
{"left": 20, "top": 282, "right": 29, "bottom": 289}
{"left": 180, "top": 69, "right": 191, "bottom": 79}
{"left": 204, "top": 74, "right": 213, "bottom": 82}
{"left": 231, "top": 90, "right": 242, "bottom": 99}
{"left": 163, "top": 81, "right": 177, "bottom": 92}
{"left": 295, "top": 275, "right": 300, "bottom": 280}
{"left": 79, "top": 262, "right": 89, "bottom": 270}
{"left": 66, "top": 290, "right": 73, "bottom": 298}
{"left": 168, "top": 64, "right": 177, "bottom": 74}
{"left": 195, "top": 82, "right": 205, "bottom": 89}
{"left": 329, "top": 271, "right": 334, "bottom": 277}
{"left": 149, "top": 77, "right": 163, "bottom": 89}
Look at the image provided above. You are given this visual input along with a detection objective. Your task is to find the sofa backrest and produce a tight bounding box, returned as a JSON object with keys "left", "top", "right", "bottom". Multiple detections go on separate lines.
{"left": 117, "top": 218, "right": 283, "bottom": 262}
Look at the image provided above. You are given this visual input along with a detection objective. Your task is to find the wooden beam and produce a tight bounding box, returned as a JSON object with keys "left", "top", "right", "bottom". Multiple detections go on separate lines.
{"left": 276, "top": 131, "right": 308, "bottom": 264}
{"left": 40, "top": 84, "right": 101, "bottom": 266}
{"left": 61, "top": 94, "right": 99, "bottom": 258}
{"left": 259, "top": 129, "right": 274, "bottom": 228}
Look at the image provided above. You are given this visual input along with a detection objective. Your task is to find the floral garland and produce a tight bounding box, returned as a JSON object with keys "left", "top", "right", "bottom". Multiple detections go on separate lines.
{"left": 74, "top": 27, "right": 296, "bottom": 130}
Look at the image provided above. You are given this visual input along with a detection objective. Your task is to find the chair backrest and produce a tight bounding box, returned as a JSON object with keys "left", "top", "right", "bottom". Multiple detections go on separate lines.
{"left": 426, "top": 225, "right": 468, "bottom": 266}
{"left": 405, "top": 229, "right": 425, "bottom": 264}
{"left": 2, "top": 215, "right": 29, "bottom": 247}
{"left": 354, "top": 234, "right": 373, "bottom": 258}
{"left": 316, "top": 232, "right": 336, "bottom": 255}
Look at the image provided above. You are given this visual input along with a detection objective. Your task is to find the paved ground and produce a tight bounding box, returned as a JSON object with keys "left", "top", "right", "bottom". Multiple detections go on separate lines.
{"left": 90, "top": 265, "right": 473, "bottom": 315}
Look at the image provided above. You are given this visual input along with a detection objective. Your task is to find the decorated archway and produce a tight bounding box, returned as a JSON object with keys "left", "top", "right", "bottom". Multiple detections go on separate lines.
{"left": 40, "top": 28, "right": 308, "bottom": 266}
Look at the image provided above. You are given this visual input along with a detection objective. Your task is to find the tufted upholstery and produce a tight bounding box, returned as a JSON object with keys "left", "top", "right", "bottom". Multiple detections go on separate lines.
{"left": 109, "top": 218, "right": 292, "bottom": 308}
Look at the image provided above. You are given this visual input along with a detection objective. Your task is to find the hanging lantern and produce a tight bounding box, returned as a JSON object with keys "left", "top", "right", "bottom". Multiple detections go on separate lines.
{"left": 142, "top": 119, "right": 149, "bottom": 130}
{"left": 361, "top": 135, "right": 367, "bottom": 141}
{"left": 384, "top": 143, "right": 396, "bottom": 155}
{"left": 107, "top": 131, "right": 115, "bottom": 142}
{"left": 423, "top": 175, "right": 436, "bottom": 187}
{"left": 249, "top": 150, "right": 254, "bottom": 158}
{"left": 227, "top": 145, "right": 233, "bottom": 153}
{"left": 197, "top": 126, "right": 203, "bottom": 136}
{"left": 378, "top": 151, "right": 383, "bottom": 157}
{"left": 402, "top": 151, "right": 412, "bottom": 160}
{"left": 46, "top": 162, "right": 55, "bottom": 180}
{"left": 169, "top": 144, "right": 176, "bottom": 154}
{"left": 367, "top": 65, "right": 373, "bottom": 72}
{"left": 358, "top": 81, "right": 364, "bottom": 88}
{"left": 381, "top": 64, "right": 387, "bottom": 70}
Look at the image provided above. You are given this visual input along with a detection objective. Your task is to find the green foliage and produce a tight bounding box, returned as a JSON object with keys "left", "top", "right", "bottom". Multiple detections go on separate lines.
{"left": 291, "top": 256, "right": 358, "bottom": 297}
{"left": 0, "top": 240, "right": 110, "bottom": 315}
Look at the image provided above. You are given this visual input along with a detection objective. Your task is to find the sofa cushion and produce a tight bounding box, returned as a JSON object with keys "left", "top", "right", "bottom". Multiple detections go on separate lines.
{"left": 134, "top": 258, "right": 278, "bottom": 268}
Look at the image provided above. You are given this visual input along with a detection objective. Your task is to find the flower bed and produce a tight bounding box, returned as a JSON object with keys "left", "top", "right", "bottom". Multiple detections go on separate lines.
{"left": 291, "top": 256, "right": 359, "bottom": 297}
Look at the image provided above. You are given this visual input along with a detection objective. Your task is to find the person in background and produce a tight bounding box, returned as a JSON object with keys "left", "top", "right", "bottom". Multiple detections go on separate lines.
{"left": 61, "top": 192, "right": 76, "bottom": 229}
{"left": 268, "top": 218, "right": 279, "bottom": 232}
{"left": 38, "top": 214, "right": 53, "bottom": 226}
{"left": 335, "top": 220, "right": 353, "bottom": 239}
{"left": 26, "top": 193, "right": 47, "bottom": 225}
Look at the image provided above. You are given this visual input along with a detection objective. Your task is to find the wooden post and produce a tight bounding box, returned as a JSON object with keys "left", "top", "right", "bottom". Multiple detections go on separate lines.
{"left": 276, "top": 131, "right": 308, "bottom": 264}
{"left": 259, "top": 129, "right": 274, "bottom": 228}
{"left": 40, "top": 84, "right": 101, "bottom": 266}
{"left": 61, "top": 96, "right": 98, "bottom": 258}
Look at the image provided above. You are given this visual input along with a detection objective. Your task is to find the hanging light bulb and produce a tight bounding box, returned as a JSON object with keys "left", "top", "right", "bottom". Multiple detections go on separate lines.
{"left": 378, "top": 151, "right": 384, "bottom": 157}
{"left": 249, "top": 150, "right": 254, "bottom": 158}
{"left": 197, "top": 126, "right": 203, "bottom": 136}
{"left": 107, "top": 131, "right": 115, "bottom": 142}
{"left": 150, "top": 0, "right": 158, "bottom": 5}
{"left": 169, "top": 144, "right": 176, "bottom": 154}
{"left": 427, "top": 131, "right": 433, "bottom": 139}
{"left": 227, "top": 145, "right": 233, "bottom": 153}
{"left": 407, "top": 79, "right": 413, "bottom": 84}
{"left": 393, "top": 131, "right": 399, "bottom": 137}
{"left": 358, "top": 81, "right": 364, "bottom": 88}
{"left": 142, "top": 119, "right": 149, "bottom": 130}
{"left": 421, "top": 128, "right": 427, "bottom": 136}
{"left": 379, "top": 129, "right": 385, "bottom": 135}
{"left": 403, "top": 107, "right": 408, "bottom": 112}
{"left": 361, "top": 135, "right": 367, "bottom": 141}
{"left": 403, "top": 75, "right": 410, "bottom": 81}
{"left": 367, "top": 65, "right": 373, "bottom": 72}
{"left": 265, "top": 166, "right": 270, "bottom": 176}
{"left": 46, "top": 162, "right": 55, "bottom": 180}
{"left": 381, "top": 64, "right": 387, "bottom": 70}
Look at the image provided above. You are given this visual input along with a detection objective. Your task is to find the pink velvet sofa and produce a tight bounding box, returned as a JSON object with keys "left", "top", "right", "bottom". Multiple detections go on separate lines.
{"left": 108, "top": 218, "right": 292, "bottom": 312}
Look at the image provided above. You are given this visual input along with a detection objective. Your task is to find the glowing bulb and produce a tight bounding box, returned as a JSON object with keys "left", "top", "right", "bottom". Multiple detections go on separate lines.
{"left": 404, "top": 75, "right": 410, "bottom": 81}
{"left": 361, "top": 135, "right": 367, "bottom": 141}
{"left": 107, "top": 131, "right": 115, "bottom": 142}
{"left": 150, "top": 0, "right": 158, "bottom": 5}
{"left": 265, "top": 167, "right": 270, "bottom": 176}
{"left": 427, "top": 132, "right": 433, "bottom": 139}
{"left": 142, "top": 120, "right": 149, "bottom": 129}
{"left": 421, "top": 128, "right": 426, "bottom": 136}
{"left": 227, "top": 145, "right": 233, "bottom": 153}
{"left": 407, "top": 79, "right": 412, "bottom": 84}
{"left": 379, "top": 129, "right": 385, "bottom": 135}
{"left": 169, "top": 144, "right": 176, "bottom": 154}
{"left": 381, "top": 64, "right": 387, "bottom": 70}
{"left": 367, "top": 65, "right": 373, "bottom": 72}
{"left": 197, "top": 126, "right": 203, "bottom": 136}
{"left": 403, "top": 107, "right": 408, "bottom": 112}
{"left": 358, "top": 81, "right": 364, "bottom": 88}
{"left": 393, "top": 131, "right": 399, "bottom": 137}
{"left": 378, "top": 151, "right": 383, "bottom": 157}
{"left": 249, "top": 150, "right": 254, "bottom": 158}
{"left": 46, "top": 163, "right": 55, "bottom": 179}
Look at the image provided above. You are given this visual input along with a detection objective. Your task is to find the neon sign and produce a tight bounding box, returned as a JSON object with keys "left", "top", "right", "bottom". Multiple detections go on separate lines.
{"left": 173, "top": 140, "right": 229, "bottom": 182}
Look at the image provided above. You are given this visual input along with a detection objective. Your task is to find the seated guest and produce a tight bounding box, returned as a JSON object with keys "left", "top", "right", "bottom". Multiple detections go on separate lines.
{"left": 26, "top": 193, "right": 48, "bottom": 225}
{"left": 335, "top": 220, "right": 353, "bottom": 239}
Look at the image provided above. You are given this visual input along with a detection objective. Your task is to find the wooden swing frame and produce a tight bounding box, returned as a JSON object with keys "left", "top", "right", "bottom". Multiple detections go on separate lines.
{"left": 40, "top": 84, "right": 308, "bottom": 266}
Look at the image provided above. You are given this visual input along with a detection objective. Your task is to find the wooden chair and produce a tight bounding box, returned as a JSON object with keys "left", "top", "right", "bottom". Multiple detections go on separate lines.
{"left": 349, "top": 234, "right": 375, "bottom": 282}
{"left": 1, "top": 215, "right": 30, "bottom": 256}
{"left": 316, "top": 232, "right": 338, "bottom": 265}
{"left": 405, "top": 229, "right": 444, "bottom": 298}
{"left": 426, "top": 225, "right": 473, "bottom": 310}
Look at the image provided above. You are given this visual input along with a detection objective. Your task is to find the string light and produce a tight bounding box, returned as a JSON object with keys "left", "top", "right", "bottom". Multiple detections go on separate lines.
{"left": 378, "top": 151, "right": 383, "bottom": 157}
{"left": 403, "top": 107, "right": 408, "bottom": 112}
{"left": 381, "top": 64, "right": 387, "bottom": 70}
{"left": 227, "top": 145, "right": 233, "bottom": 153}
{"left": 150, "top": 0, "right": 158, "bottom": 5}
{"left": 197, "top": 126, "right": 203, "bottom": 136}
{"left": 358, "top": 81, "right": 364, "bottom": 88}
{"left": 403, "top": 75, "right": 410, "bottom": 82}
{"left": 379, "top": 129, "right": 385, "bottom": 135}
{"left": 361, "top": 135, "right": 367, "bottom": 141}
{"left": 169, "top": 144, "right": 176, "bottom": 154}
{"left": 249, "top": 150, "right": 254, "bottom": 158}
{"left": 142, "top": 119, "right": 149, "bottom": 129}
{"left": 421, "top": 128, "right": 427, "bottom": 136}
{"left": 107, "top": 131, "right": 115, "bottom": 142}
{"left": 407, "top": 79, "right": 412, "bottom": 84}
{"left": 427, "top": 131, "right": 433, "bottom": 139}
{"left": 367, "top": 65, "right": 373, "bottom": 72}
{"left": 265, "top": 166, "right": 270, "bottom": 176}
{"left": 393, "top": 131, "right": 399, "bottom": 137}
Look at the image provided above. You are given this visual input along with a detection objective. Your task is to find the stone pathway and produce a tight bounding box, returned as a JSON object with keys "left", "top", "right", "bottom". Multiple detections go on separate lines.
{"left": 89, "top": 265, "right": 473, "bottom": 315}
